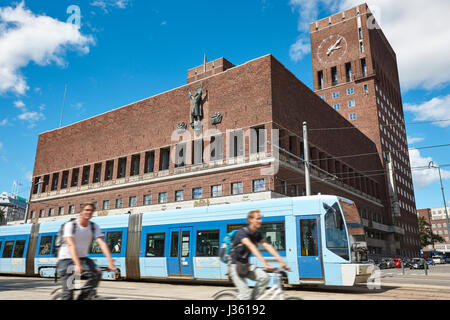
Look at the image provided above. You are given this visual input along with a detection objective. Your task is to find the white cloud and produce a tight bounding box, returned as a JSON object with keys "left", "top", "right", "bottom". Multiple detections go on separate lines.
{"left": 289, "top": 0, "right": 450, "bottom": 90}
{"left": 14, "top": 100, "right": 26, "bottom": 109}
{"left": 90, "top": 0, "right": 131, "bottom": 13}
{"left": 409, "top": 149, "right": 450, "bottom": 189}
{"left": 0, "top": 1, "right": 94, "bottom": 95}
{"left": 407, "top": 136, "right": 424, "bottom": 145}
{"left": 404, "top": 95, "right": 450, "bottom": 128}
{"left": 0, "top": 119, "right": 8, "bottom": 126}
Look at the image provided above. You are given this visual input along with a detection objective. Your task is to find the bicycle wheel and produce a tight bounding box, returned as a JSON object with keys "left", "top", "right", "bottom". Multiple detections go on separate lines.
{"left": 213, "top": 290, "right": 238, "bottom": 300}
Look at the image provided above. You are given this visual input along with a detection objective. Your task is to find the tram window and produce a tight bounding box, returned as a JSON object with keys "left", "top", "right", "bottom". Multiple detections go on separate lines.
{"left": 89, "top": 239, "right": 102, "bottom": 254}
{"left": 39, "top": 236, "right": 53, "bottom": 255}
{"left": 170, "top": 232, "right": 179, "bottom": 257}
{"left": 300, "top": 219, "right": 318, "bottom": 256}
{"left": 13, "top": 240, "right": 26, "bottom": 258}
{"left": 181, "top": 231, "right": 190, "bottom": 257}
{"left": 0, "top": 242, "right": 2, "bottom": 254}
{"left": 258, "top": 222, "right": 285, "bottom": 252}
{"left": 146, "top": 233, "right": 165, "bottom": 257}
{"left": 106, "top": 231, "right": 123, "bottom": 254}
{"left": 325, "top": 203, "right": 349, "bottom": 260}
{"left": 196, "top": 230, "right": 219, "bottom": 257}
{"left": 2, "top": 241, "right": 14, "bottom": 258}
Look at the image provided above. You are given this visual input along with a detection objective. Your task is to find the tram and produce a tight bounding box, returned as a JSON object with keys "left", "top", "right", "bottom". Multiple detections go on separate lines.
{"left": 0, "top": 195, "right": 374, "bottom": 286}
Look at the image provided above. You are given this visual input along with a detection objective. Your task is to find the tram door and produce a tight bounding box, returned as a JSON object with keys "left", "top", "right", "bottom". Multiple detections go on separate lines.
{"left": 167, "top": 227, "right": 194, "bottom": 278}
{"left": 296, "top": 216, "right": 323, "bottom": 279}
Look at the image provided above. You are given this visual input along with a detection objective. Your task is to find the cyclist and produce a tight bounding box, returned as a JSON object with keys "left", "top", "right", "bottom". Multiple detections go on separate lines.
{"left": 229, "top": 209, "right": 290, "bottom": 300}
{"left": 56, "top": 203, "right": 117, "bottom": 300}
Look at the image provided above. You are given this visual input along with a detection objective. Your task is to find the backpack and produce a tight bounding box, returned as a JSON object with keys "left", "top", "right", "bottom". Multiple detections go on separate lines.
{"left": 219, "top": 229, "right": 246, "bottom": 264}
{"left": 54, "top": 218, "right": 96, "bottom": 258}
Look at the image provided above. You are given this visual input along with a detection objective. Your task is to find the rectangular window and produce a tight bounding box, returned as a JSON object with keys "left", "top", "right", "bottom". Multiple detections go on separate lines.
{"left": 158, "top": 192, "right": 167, "bottom": 204}
{"left": 175, "top": 190, "right": 184, "bottom": 202}
{"left": 333, "top": 104, "right": 341, "bottom": 110}
{"left": 348, "top": 100, "right": 356, "bottom": 107}
{"left": 324, "top": 203, "right": 349, "bottom": 260}
{"left": 349, "top": 113, "right": 357, "bottom": 120}
{"left": 358, "top": 27, "right": 363, "bottom": 39}
{"left": 144, "top": 151, "right": 155, "bottom": 173}
{"left": 192, "top": 139, "right": 203, "bottom": 165}
{"left": 364, "top": 84, "right": 369, "bottom": 93}
{"left": 68, "top": 205, "right": 75, "bottom": 215}
{"left": 175, "top": 143, "right": 186, "bottom": 168}
{"left": 359, "top": 40, "right": 364, "bottom": 53}
{"left": 146, "top": 233, "right": 165, "bottom": 257}
{"left": 181, "top": 231, "right": 190, "bottom": 257}
{"left": 346, "top": 88, "right": 354, "bottom": 95}
{"left": 104, "top": 160, "right": 113, "bottom": 181}
{"left": 345, "top": 62, "right": 352, "bottom": 82}
{"left": 2, "top": 241, "right": 14, "bottom": 258}
{"left": 332, "top": 91, "right": 339, "bottom": 98}
{"left": 143, "top": 194, "right": 151, "bottom": 205}
{"left": 93, "top": 163, "right": 102, "bottom": 183}
{"left": 107, "top": 231, "right": 123, "bottom": 254}
{"left": 250, "top": 126, "right": 266, "bottom": 154}
{"left": 170, "top": 232, "right": 179, "bottom": 257}
{"left": 103, "top": 200, "right": 110, "bottom": 210}
{"left": 115, "top": 198, "right": 123, "bottom": 209}
{"left": 48, "top": 208, "right": 55, "bottom": 216}
{"left": 257, "top": 222, "right": 286, "bottom": 252}
{"left": 39, "top": 236, "right": 53, "bottom": 255}
{"left": 42, "top": 174, "right": 50, "bottom": 192}
{"left": 82, "top": 166, "right": 90, "bottom": 185}
{"left": 211, "top": 185, "right": 222, "bottom": 197}
{"left": 361, "top": 58, "right": 367, "bottom": 76}
{"left": 230, "top": 130, "right": 244, "bottom": 158}
{"left": 130, "top": 154, "right": 140, "bottom": 176}
{"left": 51, "top": 173, "right": 59, "bottom": 191}
{"left": 196, "top": 230, "right": 219, "bottom": 257}
{"left": 60, "top": 171, "right": 68, "bottom": 189}
{"left": 129, "top": 196, "right": 137, "bottom": 207}
{"left": 231, "top": 182, "right": 243, "bottom": 195}
{"left": 12, "top": 240, "right": 26, "bottom": 258}
{"left": 159, "top": 148, "right": 170, "bottom": 170}
{"left": 331, "top": 66, "right": 338, "bottom": 86}
{"left": 192, "top": 187, "right": 202, "bottom": 200}
{"left": 117, "top": 158, "right": 126, "bottom": 178}
{"left": 58, "top": 206, "right": 64, "bottom": 216}
{"left": 300, "top": 219, "right": 318, "bottom": 256}
{"left": 209, "top": 135, "right": 223, "bottom": 161}
{"left": 317, "top": 70, "right": 324, "bottom": 90}
{"left": 71, "top": 168, "right": 79, "bottom": 187}
{"left": 253, "top": 179, "right": 266, "bottom": 192}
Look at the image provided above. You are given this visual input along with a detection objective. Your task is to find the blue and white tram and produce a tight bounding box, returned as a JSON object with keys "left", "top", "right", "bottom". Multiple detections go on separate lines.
{"left": 0, "top": 195, "right": 374, "bottom": 286}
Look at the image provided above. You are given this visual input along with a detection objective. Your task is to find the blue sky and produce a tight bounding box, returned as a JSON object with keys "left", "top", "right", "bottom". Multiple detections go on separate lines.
{"left": 0, "top": 0, "right": 449, "bottom": 211}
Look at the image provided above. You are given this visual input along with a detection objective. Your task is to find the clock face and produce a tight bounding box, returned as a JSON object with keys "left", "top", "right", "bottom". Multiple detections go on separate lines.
{"left": 317, "top": 34, "right": 348, "bottom": 66}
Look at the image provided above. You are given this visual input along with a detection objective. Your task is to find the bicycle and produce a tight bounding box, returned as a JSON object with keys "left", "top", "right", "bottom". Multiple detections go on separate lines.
{"left": 212, "top": 268, "right": 302, "bottom": 300}
{"left": 51, "top": 267, "right": 119, "bottom": 300}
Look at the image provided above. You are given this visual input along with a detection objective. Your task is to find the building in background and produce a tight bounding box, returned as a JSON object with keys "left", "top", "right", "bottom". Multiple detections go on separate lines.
{"left": 310, "top": 3, "right": 420, "bottom": 258}
{"left": 417, "top": 208, "right": 450, "bottom": 255}
{"left": 0, "top": 192, "right": 27, "bottom": 225}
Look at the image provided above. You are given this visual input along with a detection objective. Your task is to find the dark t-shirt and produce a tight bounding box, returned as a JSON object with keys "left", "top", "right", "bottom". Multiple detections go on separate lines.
{"left": 231, "top": 226, "right": 263, "bottom": 264}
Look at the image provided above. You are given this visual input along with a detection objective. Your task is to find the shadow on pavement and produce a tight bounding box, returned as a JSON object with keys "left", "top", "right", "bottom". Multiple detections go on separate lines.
{"left": 0, "top": 275, "right": 55, "bottom": 291}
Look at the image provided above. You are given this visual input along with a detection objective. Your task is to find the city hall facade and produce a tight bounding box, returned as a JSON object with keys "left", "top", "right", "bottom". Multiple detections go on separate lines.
{"left": 27, "top": 4, "right": 420, "bottom": 258}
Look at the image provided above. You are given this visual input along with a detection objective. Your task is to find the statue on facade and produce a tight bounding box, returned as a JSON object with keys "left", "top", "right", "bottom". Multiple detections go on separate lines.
{"left": 188, "top": 83, "right": 204, "bottom": 128}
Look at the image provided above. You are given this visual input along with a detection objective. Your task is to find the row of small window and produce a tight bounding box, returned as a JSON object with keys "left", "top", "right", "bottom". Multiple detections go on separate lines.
{"left": 432, "top": 223, "right": 449, "bottom": 229}
{"left": 31, "top": 180, "right": 265, "bottom": 217}
{"left": 332, "top": 100, "right": 356, "bottom": 110}
{"left": 146, "top": 222, "right": 286, "bottom": 258}
{"left": 317, "top": 59, "right": 367, "bottom": 89}
{"left": 37, "top": 231, "right": 123, "bottom": 256}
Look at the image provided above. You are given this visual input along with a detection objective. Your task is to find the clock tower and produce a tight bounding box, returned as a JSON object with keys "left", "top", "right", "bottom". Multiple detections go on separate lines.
{"left": 310, "top": 3, "right": 420, "bottom": 258}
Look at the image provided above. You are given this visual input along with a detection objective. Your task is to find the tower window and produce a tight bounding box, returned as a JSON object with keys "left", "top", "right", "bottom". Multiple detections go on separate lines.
{"left": 345, "top": 62, "right": 352, "bottom": 82}
{"left": 317, "top": 70, "right": 324, "bottom": 90}
{"left": 331, "top": 67, "right": 338, "bottom": 86}
{"left": 361, "top": 58, "right": 367, "bottom": 76}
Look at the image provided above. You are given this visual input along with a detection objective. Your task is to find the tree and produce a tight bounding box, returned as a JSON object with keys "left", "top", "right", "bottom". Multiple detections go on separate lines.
{"left": 418, "top": 216, "right": 445, "bottom": 248}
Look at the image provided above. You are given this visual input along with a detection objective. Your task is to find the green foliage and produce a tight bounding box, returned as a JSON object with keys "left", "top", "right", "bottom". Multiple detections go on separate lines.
{"left": 418, "top": 216, "right": 445, "bottom": 247}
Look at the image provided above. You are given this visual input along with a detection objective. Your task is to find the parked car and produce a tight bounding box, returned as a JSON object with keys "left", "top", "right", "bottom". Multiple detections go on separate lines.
{"left": 375, "top": 260, "right": 388, "bottom": 269}
{"left": 432, "top": 255, "right": 446, "bottom": 264}
{"left": 384, "top": 258, "right": 396, "bottom": 268}
{"left": 402, "top": 259, "right": 412, "bottom": 268}
{"left": 410, "top": 258, "right": 427, "bottom": 269}
{"left": 392, "top": 258, "right": 402, "bottom": 268}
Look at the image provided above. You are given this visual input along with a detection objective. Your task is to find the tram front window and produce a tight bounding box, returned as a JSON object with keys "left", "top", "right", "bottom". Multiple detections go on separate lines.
{"left": 324, "top": 202, "right": 349, "bottom": 260}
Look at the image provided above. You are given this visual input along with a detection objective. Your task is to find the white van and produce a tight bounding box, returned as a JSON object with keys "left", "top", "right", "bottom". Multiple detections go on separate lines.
{"left": 432, "top": 255, "right": 446, "bottom": 264}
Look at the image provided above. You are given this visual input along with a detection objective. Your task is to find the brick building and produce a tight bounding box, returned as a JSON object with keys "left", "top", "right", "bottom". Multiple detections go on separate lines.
{"left": 309, "top": 3, "right": 420, "bottom": 257}
{"left": 417, "top": 208, "right": 450, "bottom": 255}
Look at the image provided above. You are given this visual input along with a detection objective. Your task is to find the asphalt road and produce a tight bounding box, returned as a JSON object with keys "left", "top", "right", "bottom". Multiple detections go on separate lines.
{"left": 0, "top": 264, "right": 449, "bottom": 300}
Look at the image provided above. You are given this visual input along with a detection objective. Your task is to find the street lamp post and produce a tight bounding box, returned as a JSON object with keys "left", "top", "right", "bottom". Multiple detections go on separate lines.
{"left": 428, "top": 161, "right": 450, "bottom": 252}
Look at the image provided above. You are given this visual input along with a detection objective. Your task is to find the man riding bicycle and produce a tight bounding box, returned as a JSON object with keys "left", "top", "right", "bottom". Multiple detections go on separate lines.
{"left": 57, "top": 203, "right": 117, "bottom": 300}
{"left": 229, "top": 210, "right": 290, "bottom": 300}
